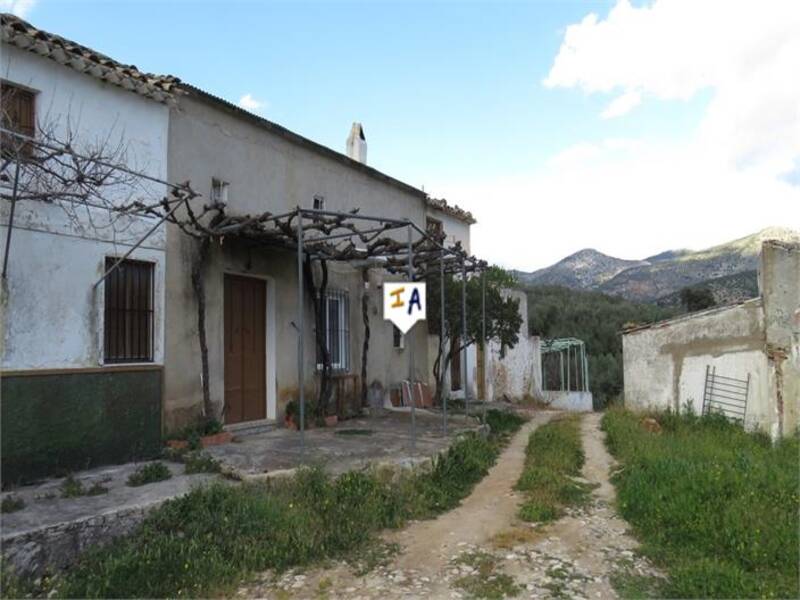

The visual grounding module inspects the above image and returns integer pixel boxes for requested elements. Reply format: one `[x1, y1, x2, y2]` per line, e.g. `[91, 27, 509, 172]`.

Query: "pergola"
[541, 337, 590, 393]
[1, 126, 491, 452]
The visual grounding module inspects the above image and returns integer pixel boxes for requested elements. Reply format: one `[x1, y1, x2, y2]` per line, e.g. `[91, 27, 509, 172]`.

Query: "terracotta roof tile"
[1, 13, 181, 104]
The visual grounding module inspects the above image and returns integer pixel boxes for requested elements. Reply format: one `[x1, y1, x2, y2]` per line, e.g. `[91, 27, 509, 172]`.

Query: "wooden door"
[224, 275, 266, 424]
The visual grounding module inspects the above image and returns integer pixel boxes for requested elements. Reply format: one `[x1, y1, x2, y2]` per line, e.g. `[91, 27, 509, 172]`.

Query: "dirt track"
[236, 411, 660, 599]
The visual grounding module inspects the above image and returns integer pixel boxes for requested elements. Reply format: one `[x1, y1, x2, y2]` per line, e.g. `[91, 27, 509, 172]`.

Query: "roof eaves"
[1, 13, 181, 105]
[620, 297, 763, 335]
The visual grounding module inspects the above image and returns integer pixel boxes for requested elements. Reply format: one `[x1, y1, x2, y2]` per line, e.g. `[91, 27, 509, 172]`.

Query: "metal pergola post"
[441, 247, 447, 436]
[480, 267, 486, 422]
[560, 351, 564, 391]
[1, 160, 20, 280]
[566, 345, 571, 391]
[296, 208, 305, 452]
[407, 223, 416, 453]
[461, 256, 469, 420]
[583, 343, 589, 392]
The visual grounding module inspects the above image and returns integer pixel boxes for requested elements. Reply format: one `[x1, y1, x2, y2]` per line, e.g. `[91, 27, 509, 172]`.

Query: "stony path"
[235, 411, 660, 599]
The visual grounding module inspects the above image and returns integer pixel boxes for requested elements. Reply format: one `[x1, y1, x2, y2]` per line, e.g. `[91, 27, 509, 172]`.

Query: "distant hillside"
[514, 249, 646, 290]
[521, 284, 677, 407]
[517, 227, 799, 304]
[655, 270, 759, 308]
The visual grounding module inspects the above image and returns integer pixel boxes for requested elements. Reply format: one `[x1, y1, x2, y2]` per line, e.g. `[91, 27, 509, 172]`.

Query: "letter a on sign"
[383, 282, 426, 333]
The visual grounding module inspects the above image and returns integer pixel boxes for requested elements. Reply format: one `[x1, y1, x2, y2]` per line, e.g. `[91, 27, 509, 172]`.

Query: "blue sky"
[8, 0, 799, 268]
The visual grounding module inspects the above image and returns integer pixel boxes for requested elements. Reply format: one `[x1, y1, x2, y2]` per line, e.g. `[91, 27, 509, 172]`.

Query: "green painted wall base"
[1, 368, 162, 486]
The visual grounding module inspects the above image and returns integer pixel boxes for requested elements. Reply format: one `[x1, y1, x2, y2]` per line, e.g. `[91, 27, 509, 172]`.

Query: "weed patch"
[334, 428, 374, 436]
[0, 495, 24, 513]
[59, 475, 108, 498]
[21, 410, 524, 598]
[515, 416, 592, 523]
[603, 408, 800, 598]
[490, 526, 544, 550]
[452, 550, 521, 599]
[126, 462, 172, 487]
[182, 452, 221, 475]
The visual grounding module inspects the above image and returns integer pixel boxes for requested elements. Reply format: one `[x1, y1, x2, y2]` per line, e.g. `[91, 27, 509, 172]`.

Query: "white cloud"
[429, 0, 800, 270]
[544, 0, 800, 176]
[432, 138, 800, 270]
[238, 93, 266, 112]
[601, 90, 641, 119]
[0, 0, 36, 18]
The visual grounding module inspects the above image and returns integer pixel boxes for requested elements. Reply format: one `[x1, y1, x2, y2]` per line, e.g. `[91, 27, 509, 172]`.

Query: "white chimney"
[346, 122, 367, 164]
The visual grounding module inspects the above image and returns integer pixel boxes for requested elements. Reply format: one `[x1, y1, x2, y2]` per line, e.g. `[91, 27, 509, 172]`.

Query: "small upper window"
[211, 179, 229, 205]
[1, 81, 35, 157]
[392, 325, 405, 350]
[426, 217, 444, 239]
[313, 195, 325, 210]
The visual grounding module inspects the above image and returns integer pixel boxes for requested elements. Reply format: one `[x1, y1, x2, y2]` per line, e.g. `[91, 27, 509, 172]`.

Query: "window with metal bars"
[103, 258, 154, 363]
[1, 81, 36, 157]
[316, 290, 350, 372]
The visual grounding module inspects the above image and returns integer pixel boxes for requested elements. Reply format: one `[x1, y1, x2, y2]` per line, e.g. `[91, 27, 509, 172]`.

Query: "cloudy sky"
[5, 0, 798, 269]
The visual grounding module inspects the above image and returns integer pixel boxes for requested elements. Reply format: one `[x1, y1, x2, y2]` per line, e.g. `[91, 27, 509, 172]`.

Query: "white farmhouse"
[0, 14, 176, 484]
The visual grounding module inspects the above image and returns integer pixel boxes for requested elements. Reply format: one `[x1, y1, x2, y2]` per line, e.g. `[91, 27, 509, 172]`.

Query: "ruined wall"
[484, 290, 542, 402]
[623, 240, 800, 438]
[622, 299, 772, 432]
[760, 241, 800, 436]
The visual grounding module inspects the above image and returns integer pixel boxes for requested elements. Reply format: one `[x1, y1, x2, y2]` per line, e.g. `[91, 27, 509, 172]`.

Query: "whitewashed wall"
[0, 46, 169, 370]
[622, 299, 774, 433]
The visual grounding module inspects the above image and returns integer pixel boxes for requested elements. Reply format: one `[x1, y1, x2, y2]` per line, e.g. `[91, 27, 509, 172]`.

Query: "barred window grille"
[104, 258, 154, 363]
[316, 290, 350, 372]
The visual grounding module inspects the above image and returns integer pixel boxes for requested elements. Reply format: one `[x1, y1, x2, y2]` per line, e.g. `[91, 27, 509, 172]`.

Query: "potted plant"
[165, 418, 231, 450]
[284, 399, 316, 430]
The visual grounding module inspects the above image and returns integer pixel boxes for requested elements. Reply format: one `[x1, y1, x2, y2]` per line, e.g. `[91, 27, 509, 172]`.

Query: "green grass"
[126, 462, 172, 487]
[515, 415, 593, 523]
[5, 410, 525, 599]
[603, 408, 800, 599]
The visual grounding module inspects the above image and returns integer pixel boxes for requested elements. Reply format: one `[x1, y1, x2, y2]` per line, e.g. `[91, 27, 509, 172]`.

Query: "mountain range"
[514, 226, 799, 304]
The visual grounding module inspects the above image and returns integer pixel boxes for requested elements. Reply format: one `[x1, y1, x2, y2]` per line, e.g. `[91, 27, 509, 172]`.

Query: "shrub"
[603, 408, 799, 598]
[127, 462, 172, 487]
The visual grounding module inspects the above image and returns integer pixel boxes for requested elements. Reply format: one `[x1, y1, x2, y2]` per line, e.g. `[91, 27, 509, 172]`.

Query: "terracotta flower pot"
[324, 415, 338, 427]
[200, 431, 233, 447]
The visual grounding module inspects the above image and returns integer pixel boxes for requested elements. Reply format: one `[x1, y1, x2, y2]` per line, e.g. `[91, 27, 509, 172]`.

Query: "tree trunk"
[191, 237, 214, 421]
[303, 256, 332, 420]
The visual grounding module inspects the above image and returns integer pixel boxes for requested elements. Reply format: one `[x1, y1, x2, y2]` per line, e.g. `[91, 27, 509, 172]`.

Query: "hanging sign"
[383, 282, 426, 334]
